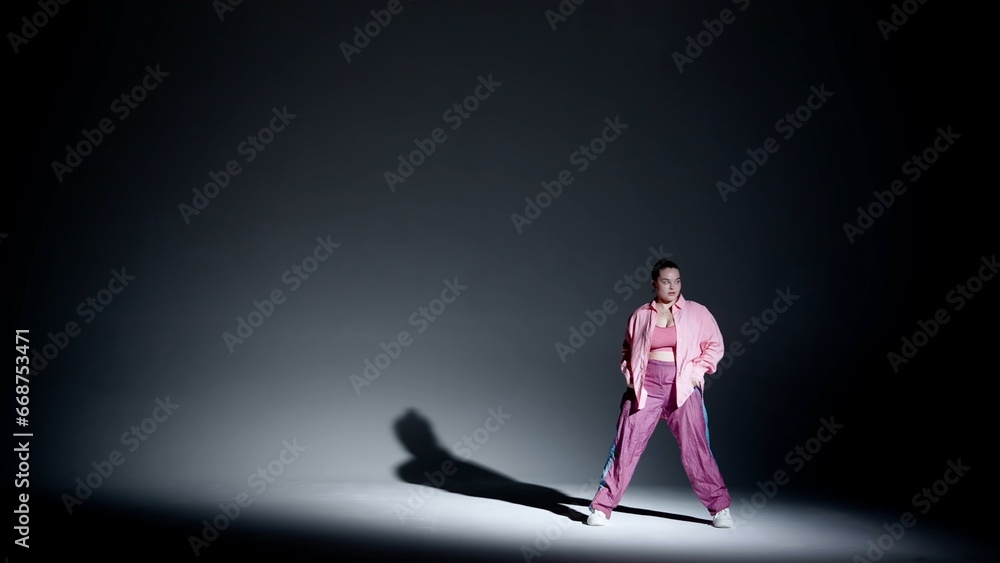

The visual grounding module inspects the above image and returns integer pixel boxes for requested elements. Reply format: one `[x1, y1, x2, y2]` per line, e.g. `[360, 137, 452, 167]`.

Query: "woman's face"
[652, 268, 681, 303]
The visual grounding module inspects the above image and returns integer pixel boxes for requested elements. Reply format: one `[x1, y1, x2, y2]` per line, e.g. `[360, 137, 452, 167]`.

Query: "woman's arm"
[621, 333, 632, 388]
[689, 307, 724, 388]
[620, 313, 635, 388]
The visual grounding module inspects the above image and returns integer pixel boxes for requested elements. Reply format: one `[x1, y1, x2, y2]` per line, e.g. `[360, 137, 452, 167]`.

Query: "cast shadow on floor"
[392, 408, 710, 526]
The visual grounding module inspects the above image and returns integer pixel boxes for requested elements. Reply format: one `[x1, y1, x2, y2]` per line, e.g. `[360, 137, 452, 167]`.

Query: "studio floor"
[27, 480, 991, 562]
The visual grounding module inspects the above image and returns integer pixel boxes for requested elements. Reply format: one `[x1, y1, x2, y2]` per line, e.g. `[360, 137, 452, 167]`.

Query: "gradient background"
[6, 0, 991, 559]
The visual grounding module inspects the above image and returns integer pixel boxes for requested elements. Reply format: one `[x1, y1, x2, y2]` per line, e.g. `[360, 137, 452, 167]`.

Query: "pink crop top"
[650, 324, 676, 352]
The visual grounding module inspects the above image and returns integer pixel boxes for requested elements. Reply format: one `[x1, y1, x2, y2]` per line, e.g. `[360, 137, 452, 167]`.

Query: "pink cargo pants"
[591, 359, 731, 518]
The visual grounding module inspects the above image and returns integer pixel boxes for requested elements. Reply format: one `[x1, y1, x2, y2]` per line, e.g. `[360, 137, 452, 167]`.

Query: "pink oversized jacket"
[620, 295, 725, 410]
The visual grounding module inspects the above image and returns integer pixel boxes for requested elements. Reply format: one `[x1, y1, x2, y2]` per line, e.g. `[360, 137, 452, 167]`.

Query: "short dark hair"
[651, 259, 681, 281]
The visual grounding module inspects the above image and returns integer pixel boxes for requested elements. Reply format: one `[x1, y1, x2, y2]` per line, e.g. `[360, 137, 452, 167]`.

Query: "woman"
[588, 258, 733, 528]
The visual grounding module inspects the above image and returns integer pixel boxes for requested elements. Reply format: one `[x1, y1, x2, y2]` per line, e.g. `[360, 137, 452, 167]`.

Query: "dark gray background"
[6, 0, 991, 555]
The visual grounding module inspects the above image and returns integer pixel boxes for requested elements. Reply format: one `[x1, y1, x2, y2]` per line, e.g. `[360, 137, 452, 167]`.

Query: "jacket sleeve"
[620, 315, 634, 386]
[690, 306, 724, 382]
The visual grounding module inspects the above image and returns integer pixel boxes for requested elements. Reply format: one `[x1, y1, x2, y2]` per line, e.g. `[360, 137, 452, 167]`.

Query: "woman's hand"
[689, 360, 706, 389]
[691, 373, 704, 390]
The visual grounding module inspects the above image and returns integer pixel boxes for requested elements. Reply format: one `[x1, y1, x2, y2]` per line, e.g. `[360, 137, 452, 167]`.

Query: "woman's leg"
[591, 364, 667, 519]
[664, 387, 731, 515]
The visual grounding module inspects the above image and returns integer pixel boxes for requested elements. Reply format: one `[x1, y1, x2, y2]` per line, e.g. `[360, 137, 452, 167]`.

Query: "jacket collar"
[644, 294, 686, 311]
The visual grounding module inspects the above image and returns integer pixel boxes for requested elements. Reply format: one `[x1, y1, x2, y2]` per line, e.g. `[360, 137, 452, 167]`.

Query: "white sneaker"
[712, 507, 734, 528]
[587, 508, 608, 526]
